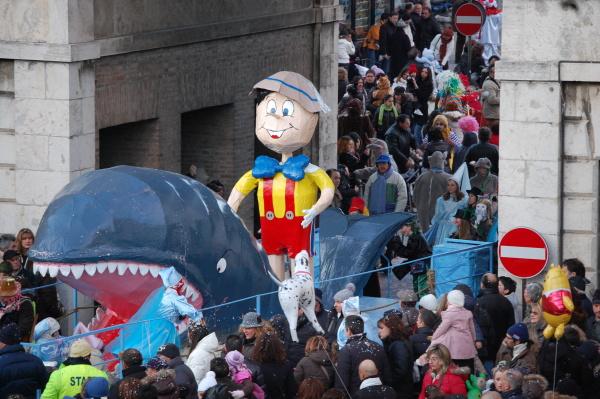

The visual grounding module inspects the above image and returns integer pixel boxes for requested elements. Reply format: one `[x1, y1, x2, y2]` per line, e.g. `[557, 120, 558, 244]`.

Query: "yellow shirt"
[234, 164, 334, 218]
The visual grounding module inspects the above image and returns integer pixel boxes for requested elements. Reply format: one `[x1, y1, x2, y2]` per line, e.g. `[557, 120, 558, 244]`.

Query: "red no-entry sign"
[499, 227, 549, 279]
[453, 2, 485, 36]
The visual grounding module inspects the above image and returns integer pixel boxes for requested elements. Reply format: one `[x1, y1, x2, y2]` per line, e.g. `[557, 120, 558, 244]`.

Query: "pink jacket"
[430, 305, 477, 360]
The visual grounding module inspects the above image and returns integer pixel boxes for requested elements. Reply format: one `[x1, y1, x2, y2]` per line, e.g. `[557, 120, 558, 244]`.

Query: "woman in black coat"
[388, 29, 412, 83]
[252, 332, 297, 399]
[377, 311, 414, 399]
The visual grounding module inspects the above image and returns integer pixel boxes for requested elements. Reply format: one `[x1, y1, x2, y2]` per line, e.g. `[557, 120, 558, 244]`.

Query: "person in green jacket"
[41, 339, 108, 399]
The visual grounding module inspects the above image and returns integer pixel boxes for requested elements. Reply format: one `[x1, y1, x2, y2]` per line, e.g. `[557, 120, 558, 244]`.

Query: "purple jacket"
[430, 305, 477, 360]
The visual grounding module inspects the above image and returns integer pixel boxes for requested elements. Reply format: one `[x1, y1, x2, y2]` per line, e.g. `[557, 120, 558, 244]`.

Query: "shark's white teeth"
[138, 265, 149, 276]
[48, 265, 59, 278]
[128, 264, 139, 275]
[71, 265, 84, 279]
[85, 263, 97, 276]
[59, 265, 71, 277]
[107, 262, 117, 274]
[37, 263, 48, 277]
[117, 263, 128, 276]
[185, 284, 194, 298]
[191, 291, 199, 301]
[96, 262, 108, 274]
[149, 267, 160, 278]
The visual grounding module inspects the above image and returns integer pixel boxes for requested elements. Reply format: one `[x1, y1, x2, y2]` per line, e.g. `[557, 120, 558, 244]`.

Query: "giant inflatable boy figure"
[228, 71, 334, 280]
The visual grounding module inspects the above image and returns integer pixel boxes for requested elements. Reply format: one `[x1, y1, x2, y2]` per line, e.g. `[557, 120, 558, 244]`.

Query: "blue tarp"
[431, 239, 491, 297]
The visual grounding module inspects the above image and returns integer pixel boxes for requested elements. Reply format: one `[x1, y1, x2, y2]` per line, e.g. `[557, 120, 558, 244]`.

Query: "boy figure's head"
[253, 71, 329, 155]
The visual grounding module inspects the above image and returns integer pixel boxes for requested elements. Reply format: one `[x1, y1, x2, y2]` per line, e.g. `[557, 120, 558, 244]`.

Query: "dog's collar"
[294, 270, 312, 276]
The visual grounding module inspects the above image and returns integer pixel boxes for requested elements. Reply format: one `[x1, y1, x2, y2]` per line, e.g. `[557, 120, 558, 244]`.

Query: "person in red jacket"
[418, 344, 467, 399]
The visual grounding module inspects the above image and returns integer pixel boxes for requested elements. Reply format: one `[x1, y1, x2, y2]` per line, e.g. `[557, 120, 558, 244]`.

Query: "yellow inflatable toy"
[541, 264, 574, 339]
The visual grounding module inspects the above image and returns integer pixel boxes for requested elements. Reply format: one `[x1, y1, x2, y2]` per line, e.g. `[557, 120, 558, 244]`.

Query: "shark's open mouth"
[33, 261, 203, 319]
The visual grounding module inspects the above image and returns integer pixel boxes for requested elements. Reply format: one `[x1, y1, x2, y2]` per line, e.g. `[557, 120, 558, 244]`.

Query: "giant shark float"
[28, 165, 413, 337]
[28, 166, 279, 329]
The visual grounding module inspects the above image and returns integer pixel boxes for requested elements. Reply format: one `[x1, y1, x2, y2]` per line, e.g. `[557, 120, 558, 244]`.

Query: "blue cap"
[83, 377, 109, 398]
[506, 323, 529, 342]
[375, 154, 391, 164]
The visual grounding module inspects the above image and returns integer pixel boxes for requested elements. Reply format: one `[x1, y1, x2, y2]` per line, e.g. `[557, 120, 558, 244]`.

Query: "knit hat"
[0, 261, 12, 275]
[447, 290, 465, 307]
[34, 317, 61, 341]
[2, 249, 19, 262]
[147, 356, 169, 371]
[0, 323, 20, 345]
[334, 283, 356, 303]
[240, 312, 263, 328]
[69, 339, 92, 358]
[474, 157, 492, 170]
[506, 323, 529, 342]
[82, 377, 109, 399]
[375, 154, 391, 164]
[428, 151, 445, 169]
[525, 282, 543, 303]
[416, 294, 438, 312]
[225, 350, 246, 372]
[157, 343, 180, 359]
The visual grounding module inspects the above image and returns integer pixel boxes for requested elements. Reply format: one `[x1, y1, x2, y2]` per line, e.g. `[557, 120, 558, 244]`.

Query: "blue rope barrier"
[21, 241, 496, 349]
[22, 280, 63, 294]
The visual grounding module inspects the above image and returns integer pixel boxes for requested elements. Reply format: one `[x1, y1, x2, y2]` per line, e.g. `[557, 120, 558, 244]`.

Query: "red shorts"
[260, 215, 311, 258]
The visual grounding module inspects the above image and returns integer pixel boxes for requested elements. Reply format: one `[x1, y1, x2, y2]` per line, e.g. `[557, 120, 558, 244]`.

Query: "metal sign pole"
[467, 35, 472, 75]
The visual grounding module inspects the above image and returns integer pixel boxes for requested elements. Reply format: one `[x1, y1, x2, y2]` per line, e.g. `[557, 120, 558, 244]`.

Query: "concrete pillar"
[13, 60, 96, 332]
[315, 0, 341, 170]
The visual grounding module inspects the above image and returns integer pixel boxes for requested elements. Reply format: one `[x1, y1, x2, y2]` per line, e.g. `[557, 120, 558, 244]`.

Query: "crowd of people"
[1, 258, 599, 399]
[334, 2, 500, 251]
[0, 2, 598, 399]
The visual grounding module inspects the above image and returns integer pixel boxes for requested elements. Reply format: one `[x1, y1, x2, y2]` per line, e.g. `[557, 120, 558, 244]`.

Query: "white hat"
[416, 294, 438, 312]
[159, 267, 183, 288]
[447, 290, 465, 307]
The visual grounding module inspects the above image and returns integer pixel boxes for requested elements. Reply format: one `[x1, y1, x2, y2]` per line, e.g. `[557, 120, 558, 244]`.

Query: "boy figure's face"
[255, 92, 318, 154]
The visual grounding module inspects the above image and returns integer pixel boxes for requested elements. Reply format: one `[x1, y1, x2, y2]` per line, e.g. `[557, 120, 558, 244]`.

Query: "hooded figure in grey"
[413, 151, 451, 230]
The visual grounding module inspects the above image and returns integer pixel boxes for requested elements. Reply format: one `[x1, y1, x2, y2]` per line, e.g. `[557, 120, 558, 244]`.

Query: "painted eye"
[282, 100, 294, 117]
[266, 99, 277, 114]
[216, 258, 227, 273]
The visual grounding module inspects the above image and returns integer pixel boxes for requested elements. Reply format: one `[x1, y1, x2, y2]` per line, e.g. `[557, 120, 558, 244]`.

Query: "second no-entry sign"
[453, 2, 485, 37]
[499, 227, 549, 279]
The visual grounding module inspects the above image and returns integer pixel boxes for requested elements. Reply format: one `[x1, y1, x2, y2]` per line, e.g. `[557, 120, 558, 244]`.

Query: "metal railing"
[22, 240, 496, 355]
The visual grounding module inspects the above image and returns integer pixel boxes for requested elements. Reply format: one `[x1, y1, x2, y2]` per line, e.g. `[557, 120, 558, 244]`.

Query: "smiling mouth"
[264, 125, 294, 139]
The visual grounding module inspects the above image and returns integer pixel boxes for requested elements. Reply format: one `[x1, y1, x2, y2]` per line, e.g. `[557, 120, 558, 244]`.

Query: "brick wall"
[94, 25, 316, 228]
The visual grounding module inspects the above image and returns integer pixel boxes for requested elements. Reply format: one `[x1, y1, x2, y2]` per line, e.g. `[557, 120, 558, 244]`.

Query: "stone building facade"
[498, 0, 600, 285]
[0, 0, 342, 236]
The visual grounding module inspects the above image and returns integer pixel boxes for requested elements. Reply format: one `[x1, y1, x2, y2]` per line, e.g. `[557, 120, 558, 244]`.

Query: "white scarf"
[359, 377, 382, 390]
[512, 343, 528, 361]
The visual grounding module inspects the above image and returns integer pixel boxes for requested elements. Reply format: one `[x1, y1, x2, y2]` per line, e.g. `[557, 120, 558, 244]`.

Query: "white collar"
[359, 377, 382, 390]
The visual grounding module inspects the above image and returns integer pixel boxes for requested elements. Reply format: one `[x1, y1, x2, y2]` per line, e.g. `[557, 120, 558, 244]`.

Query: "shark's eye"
[217, 258, 227, 273]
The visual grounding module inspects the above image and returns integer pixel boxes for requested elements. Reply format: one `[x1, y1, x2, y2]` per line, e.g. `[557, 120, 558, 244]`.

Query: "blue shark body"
[28, 166, 278, 328]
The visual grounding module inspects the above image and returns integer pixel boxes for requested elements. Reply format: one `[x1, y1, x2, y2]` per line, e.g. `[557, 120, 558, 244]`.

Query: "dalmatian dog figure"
[274, 250, 325, 342]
